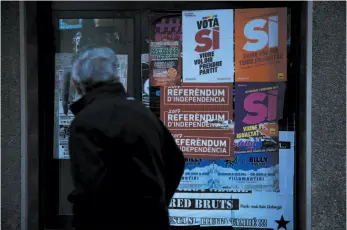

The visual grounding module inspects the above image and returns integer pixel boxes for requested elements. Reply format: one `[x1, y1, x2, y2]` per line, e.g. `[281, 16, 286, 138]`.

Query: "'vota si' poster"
[234, 82, 286, 153]
[169, 131, 295, 230]
[182, 10, 234, 83]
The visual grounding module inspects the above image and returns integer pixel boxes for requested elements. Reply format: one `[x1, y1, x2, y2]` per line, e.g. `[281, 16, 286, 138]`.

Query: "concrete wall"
[1, 2, 40, 230]
[312, 1, 346, 230]
[1, 1, 21, 230]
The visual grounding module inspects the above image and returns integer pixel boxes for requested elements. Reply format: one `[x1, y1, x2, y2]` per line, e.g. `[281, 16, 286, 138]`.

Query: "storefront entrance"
[36, 2, 304, 230]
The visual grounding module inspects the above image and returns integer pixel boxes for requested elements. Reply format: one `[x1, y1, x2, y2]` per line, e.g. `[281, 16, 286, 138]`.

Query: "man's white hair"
[71, 46, 118, 94]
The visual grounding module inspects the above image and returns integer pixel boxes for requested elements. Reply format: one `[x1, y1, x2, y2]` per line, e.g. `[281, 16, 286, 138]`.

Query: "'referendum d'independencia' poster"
[160, 83, 234, 159]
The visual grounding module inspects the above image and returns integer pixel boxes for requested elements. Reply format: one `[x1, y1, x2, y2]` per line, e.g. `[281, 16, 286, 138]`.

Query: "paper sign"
[182, 10, 234, 83]
[160, 83, 234, 159]
[234, 82, 286, 153]
[169, 131, 295, 229]
[149, 41, 182, 86]
[235, 8, 287, 82]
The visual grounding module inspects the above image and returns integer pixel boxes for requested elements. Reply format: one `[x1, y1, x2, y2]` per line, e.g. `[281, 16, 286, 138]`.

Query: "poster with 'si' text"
[182, 10, 234, 83]
[234, 82, 286, 153]
[235, 8, 287, 82]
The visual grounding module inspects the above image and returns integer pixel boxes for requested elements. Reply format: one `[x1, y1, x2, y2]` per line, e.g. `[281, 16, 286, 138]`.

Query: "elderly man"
[67, 46, 185, 229]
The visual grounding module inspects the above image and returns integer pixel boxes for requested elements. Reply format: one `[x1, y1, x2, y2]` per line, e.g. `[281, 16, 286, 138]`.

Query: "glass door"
[41, 10, 141, 229]
[39, 3, 302, 230]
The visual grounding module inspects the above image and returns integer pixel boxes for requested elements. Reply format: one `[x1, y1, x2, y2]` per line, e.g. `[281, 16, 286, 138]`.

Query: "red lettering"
[194, 28, 220, 53]
[213, 27, 220, 50]
[195, 29, 212, 52]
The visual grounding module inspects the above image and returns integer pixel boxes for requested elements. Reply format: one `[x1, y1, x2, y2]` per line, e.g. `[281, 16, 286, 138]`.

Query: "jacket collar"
[70, 82, 127, 115]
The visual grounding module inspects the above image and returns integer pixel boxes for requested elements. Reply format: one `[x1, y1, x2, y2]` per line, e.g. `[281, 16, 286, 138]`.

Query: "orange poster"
[235, 8, 287, 82]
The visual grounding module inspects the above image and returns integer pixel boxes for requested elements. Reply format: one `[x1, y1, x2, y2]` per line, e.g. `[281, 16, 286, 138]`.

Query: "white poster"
[169, 131, 294, 229]
[117, 55, 128, 90]
[54, 53, 128, 159]
[182, 9, 234, 83]
[141, 53, 150, 108]
[54, 53, 75, 160]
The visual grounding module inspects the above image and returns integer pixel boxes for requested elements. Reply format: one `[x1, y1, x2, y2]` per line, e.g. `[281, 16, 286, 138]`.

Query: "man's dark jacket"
[67, 82, 185, 229]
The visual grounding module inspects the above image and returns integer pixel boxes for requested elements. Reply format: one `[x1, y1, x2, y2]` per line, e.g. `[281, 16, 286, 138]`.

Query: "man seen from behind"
[67, 46, 185, 230]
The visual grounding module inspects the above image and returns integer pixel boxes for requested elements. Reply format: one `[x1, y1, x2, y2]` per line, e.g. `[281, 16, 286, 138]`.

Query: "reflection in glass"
[55, 18, 134, 219]
[54, 18, 133, 160]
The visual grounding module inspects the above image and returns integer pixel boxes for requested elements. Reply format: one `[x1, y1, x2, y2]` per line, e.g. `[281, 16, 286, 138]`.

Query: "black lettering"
[207, 19, 214, 27]
[213, 18, 219, 27]
[194, 59, 202, 65]
[197, 21, 203, 30]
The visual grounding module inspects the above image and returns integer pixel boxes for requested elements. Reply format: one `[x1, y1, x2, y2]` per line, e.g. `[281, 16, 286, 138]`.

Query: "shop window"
[146, 9, 295, 230]
[41, 3, 301, 230]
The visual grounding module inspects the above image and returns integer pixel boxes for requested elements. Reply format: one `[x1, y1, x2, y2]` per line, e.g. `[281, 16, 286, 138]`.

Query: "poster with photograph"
[160, 83, 234, 159]
[234, 122, 279, 153]
[177, 151, 279, 193]
[54, 53, 128, 159]
[169, 131, 295, 230]
[235, 8, 287, 82]
[234, 82, 286, 153]
[182, 9, 234, 83]
[149, 41, 181, 86]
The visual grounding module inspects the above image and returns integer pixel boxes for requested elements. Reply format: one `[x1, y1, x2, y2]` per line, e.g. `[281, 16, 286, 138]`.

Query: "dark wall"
[26, 2, 40, 230]
[312, 1, 346, 230]
[1, 1, 22, 230]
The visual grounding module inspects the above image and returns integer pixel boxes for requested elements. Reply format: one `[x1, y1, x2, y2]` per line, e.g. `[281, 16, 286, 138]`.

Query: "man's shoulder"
[85, 97, 146, 113]
[72, 98, 157, 132]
